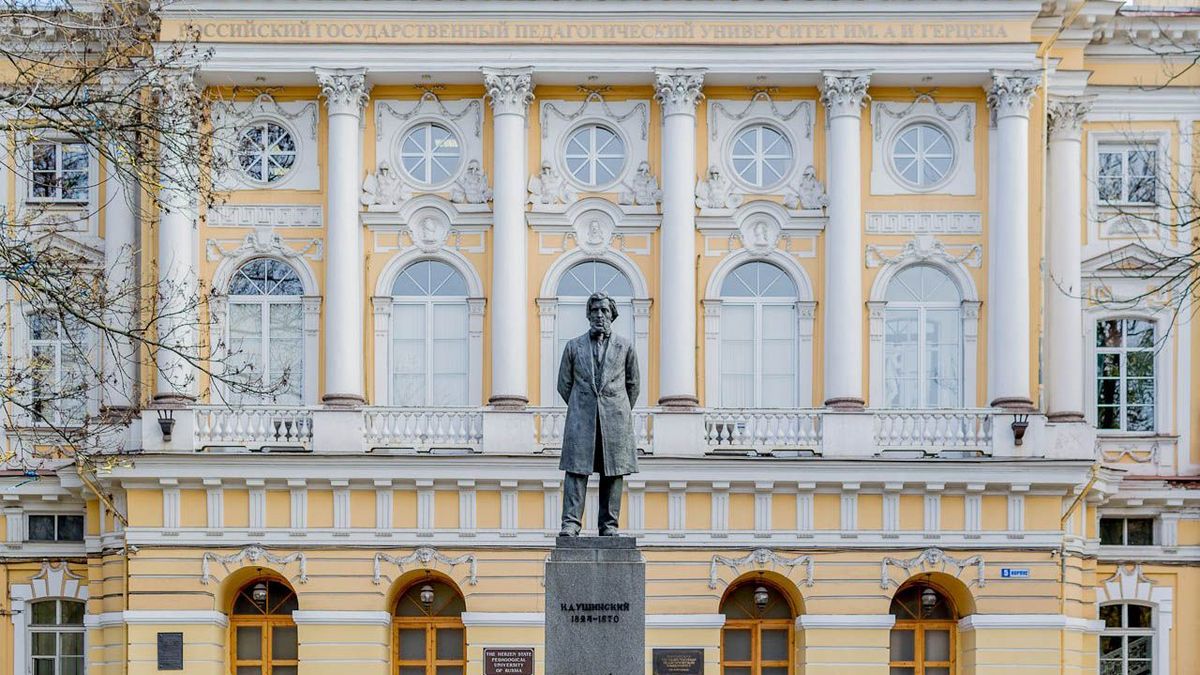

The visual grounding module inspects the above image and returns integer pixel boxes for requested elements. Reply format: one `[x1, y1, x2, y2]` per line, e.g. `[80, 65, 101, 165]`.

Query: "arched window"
[30, 599, 84, 675]
[718, 261, 798, 408]
[889, 582, 957, 675]
[230, 579, 298, 675]
[555, 260, 635, 373]
[884, 265, 962, 408]
[1100, 603, 1154, 675]
[394, 579, 466, 675]
[720, 580, 795, 674]
[227, 258, 305, 405]
[391, 260, 470, 406]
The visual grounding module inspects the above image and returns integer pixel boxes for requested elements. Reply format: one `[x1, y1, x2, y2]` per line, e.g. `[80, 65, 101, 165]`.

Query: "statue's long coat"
[557, 332, 640, 476]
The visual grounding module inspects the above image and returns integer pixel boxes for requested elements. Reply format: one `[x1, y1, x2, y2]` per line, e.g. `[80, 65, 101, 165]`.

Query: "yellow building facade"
[1, 1, 1198, 674]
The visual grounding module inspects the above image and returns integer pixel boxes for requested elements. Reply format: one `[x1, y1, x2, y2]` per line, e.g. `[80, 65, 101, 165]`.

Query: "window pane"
[32, 631, 56, 655]
[1126, 351, 1154, 378]
[1097, 406, 1119, 430]
[723, 669, 751, 675]
[1127, 634, 1152, 659]
[723, 628, 751, 661]
[1099, 604, 1122, 628]
[57, 515, 84, 542]
[924, 629, 950, 661]
[436, 627, 465, 660]
[889, 629, 915, 661]
[889, 669, 915, 675]
[61, 657, 84, 675]
[1126, 378, 1155, 405]
[271, 625, 298, 660]
[61, 631, 84, 656]
[437, 668, 464, 675]
[236, 626, 262, 659]
[1128, 604, 1153, 628]
[398, 628, 426, 660]
[760, 628, 789, 660]
[1096, 353, 1121, 378]
[61, 601, 84, 625]
[1096, 320, 1122, 347]
[29, 515, 56, 541]
[1100, 518, 1124, 545]
[1100, 635, 1123, 660]
[1126, 518, 1153, 545]
[1126, 406, 1155, 432]
[31, 601, 57, 625]
[34, 660, 55, 675]
[271, 668, 297, 675]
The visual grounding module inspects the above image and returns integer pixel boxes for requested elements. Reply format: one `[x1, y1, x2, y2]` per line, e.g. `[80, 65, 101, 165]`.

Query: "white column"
[653, 68, 705, 407]
[1045, 96, 1092, 422]
[314, 67, 370, 406]
[102, 150, 139, 411]
[482, 67, 534, 408]
[819, 71, 871, 409]
[153, 73, 200, 403]
[985, 70, 1040, 409]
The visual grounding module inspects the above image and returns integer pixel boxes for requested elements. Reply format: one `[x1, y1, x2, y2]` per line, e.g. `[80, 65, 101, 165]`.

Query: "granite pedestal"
[545, 536, 645, 675]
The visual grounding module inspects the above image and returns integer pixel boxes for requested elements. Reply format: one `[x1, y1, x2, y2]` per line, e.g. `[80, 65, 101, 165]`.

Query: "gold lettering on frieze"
[171, 19, 1020, 45]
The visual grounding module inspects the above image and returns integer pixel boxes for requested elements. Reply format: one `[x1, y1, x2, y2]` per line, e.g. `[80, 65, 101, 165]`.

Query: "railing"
[532, 407, 654, 452]
[194, 406, 314, 450]
[873, 409, 993, 451]
[703, 409, 823, 453]
[364, 407, 483, 451]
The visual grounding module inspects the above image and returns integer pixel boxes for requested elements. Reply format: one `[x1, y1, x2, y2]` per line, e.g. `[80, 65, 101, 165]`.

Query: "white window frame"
[726, 122, 795, 192]
[715, 267, 801, 408]
[1093, 317, 1158, 434]
[1099, 515, 1157, 547]
[1086, 130, 1170, 242]
[372, 250, 485, 407]
[18, 308, 94, 428]
[235, 118, 299, 186]
[210, 255, 321, 405]
[28, 598, 86, 675]
[1097, 564, 1173, 675]
[25, 139, 90, 203]
[387, 262, 471, 407]
[887, 121, 957, 192]
[881, 270, 965, 409]
[703, 249, 815, 409]
[1084, 314, 1170, 437]
[561, 122, 627, 191]
[1096, 142, 1158, 206]
[398, 120, 465, 189]
[538, 249, 651, 408]
[26, 513, 85, 543]
[10, 562, 89, 675]
[225, 264, 306, 406]
[871, 101, 976, 197]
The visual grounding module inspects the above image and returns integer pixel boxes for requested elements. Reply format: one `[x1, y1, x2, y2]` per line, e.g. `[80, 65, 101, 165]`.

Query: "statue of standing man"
[556, 292, 640, 537]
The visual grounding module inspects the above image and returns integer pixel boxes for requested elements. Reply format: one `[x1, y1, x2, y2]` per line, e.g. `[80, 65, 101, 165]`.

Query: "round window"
[237, 121, 297, 183]
[891, 122, 955, 189]
[399, 122, 462, 186]
[563, 123, 626, 188]
[729, 124, 793, 189]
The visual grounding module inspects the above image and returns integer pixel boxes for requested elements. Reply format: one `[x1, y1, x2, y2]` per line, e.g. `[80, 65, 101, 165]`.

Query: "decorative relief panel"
[699, 200, 824, 259]
[205, 226, 323, 263]
[208, 204, 323, 228]
[364, 195, 488, 255]
[865, 211, 982, 234]
[870, 94, 976, 196]
[865, 234, 982, 269]
[373, 91, 485, 200]
[707, 93, 816, 201]
[529, 198, 657, 257]
[538, 91, 651, 204]
[211, 94, 320, 191]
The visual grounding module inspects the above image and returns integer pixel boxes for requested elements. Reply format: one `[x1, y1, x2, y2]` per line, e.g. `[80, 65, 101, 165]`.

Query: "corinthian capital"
[482, 67, 535, 117]
[986, 70, 1041, 120]
[314, 67, 371, 116]
[820, 71, 871, 119]
[653, 67, 706, 117]
[1047, 95, 1094, 141]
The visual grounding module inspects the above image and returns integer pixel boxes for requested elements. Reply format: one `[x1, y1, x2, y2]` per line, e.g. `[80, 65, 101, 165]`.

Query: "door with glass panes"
[393, 579, 466, 675]
[720, 581, 795, 674]
[230, 579, 299, 675]
[889, 582, 957, 675]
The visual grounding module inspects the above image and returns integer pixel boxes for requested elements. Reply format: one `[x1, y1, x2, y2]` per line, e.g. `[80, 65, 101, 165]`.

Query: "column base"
[152, 393, 196, 406]
[1047, 410, 1086, 423]
[322, 393, 366, 408]
[824, 397, 865, 410]
[990, 396, 1035, 411]
[488, 395, 528, 410]
[657, 395, 699, 410]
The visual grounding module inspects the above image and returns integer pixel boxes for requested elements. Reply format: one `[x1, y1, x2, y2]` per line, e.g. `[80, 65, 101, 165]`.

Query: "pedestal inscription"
[545, 537, 646, 674]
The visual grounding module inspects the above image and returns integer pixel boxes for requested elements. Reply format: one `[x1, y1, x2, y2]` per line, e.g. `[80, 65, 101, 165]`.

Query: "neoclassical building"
[1, 1, 1198, 674]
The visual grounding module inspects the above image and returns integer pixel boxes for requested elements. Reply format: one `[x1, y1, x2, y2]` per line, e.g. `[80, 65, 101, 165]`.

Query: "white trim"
[957, 614, 1105, 632]
[1097, 564, 1173, 675]
[1085, 129, 1172, 247]
[291, 610, 392, 626]
[83, 610, 231, 628]
[796, 614, 896, 629]
[11, 562, 89, 675]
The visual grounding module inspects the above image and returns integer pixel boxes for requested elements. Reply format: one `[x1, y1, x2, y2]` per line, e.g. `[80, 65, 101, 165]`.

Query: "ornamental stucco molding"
[314, 67, 371, 115]
[865, 234, 982, 269]
[481, 66, 534, 117]
[820, 70, 871, 119]
[201, 545, 309, 584]
[373, 547, 478, 585]
[653, 67, 706, 117]
[881, 548, 985, 588]
[1047, 95, 1094, 140]
[986, 70, 1040, 120]
[205, 227, 323, 263]
[708, 548, 815, 589]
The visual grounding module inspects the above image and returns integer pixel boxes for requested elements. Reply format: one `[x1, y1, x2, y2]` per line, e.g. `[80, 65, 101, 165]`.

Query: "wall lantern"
[419, 584, 435, 608]
[251, 582, 268, 608]
[1010, 413, 1030, 446]
[753, 586, 770, 611]
[156, 408, 176, 441]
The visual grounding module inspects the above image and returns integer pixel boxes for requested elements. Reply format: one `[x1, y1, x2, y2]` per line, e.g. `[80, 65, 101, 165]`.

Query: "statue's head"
[586, 291, 619, 327]
[540, 160, 553, 175]
[378, 160, 393, 174]
[708, 164, 721, 179]
[466, 159, 480, 174]
[637, 160, 651, 175]
[802, 165, 817, 180]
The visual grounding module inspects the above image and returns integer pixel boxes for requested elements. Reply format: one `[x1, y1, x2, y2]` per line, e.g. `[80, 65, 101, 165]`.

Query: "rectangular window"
[1095, 319, 1156, 432]
[29, 140, 89, 202]
[28, 312, 89, 426]
[1100, 603, 1154, 675]
[1097, 143, 1157, 205]
[27, 514, 85, 542]
[1100, 517, 1154, 546]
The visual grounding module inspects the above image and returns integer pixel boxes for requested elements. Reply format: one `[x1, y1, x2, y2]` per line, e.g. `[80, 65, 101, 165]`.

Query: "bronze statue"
[556, 292, 640, 536]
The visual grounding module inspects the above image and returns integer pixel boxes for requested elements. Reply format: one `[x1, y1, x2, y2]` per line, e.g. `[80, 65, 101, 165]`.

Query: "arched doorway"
[889, 580, 957, 675]
[720, 580, 796, 674]
[230, 578, 299, 674]
[393, 578, 466, 675]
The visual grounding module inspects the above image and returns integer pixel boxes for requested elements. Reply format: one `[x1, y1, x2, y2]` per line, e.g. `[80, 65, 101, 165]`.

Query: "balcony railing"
[193, 405, 314, 450]
[364, 407, 484, 451]
[873, 409, 993, 452]
[703, 409, 823, 454]
[532, 407, 654, 451]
